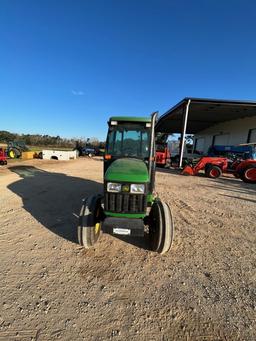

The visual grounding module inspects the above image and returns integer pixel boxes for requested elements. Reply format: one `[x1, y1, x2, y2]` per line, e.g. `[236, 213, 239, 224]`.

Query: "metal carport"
[155, 97, 256, 167]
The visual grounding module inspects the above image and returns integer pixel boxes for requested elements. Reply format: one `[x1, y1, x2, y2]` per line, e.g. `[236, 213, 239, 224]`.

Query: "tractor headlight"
[130, 184, 145, 194]
[107, 182, 122, 192]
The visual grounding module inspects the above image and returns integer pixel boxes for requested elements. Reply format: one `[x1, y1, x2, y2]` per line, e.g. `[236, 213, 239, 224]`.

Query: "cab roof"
[109, 116, 151, 123]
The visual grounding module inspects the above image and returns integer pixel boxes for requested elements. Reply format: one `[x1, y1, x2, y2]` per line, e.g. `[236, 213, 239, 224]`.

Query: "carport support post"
[179, 99, 191, 168]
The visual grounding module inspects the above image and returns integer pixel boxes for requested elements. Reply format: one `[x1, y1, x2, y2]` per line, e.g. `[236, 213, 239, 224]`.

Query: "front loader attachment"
[181, 165, 195, 175]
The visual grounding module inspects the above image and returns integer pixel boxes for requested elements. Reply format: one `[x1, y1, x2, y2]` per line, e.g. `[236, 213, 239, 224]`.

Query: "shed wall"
[194, 116, 256, 153]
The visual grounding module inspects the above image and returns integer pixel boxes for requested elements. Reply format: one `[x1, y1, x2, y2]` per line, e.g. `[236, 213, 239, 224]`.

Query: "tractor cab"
[78, 113, 174, 254]
[104, 116, 155, 193]
[105, 118, 152, 157]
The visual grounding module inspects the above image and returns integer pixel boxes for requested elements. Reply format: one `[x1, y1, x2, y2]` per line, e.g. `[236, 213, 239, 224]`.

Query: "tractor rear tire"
[241, 165, 256, 184]
[149, 199, 174, 254]
[205, 165, 222, 178]
[78, 194, 103, 248]
[8, 148, 21, 159]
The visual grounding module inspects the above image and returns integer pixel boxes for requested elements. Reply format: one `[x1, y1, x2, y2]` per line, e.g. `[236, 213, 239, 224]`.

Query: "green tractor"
[7, 141, 29, 159]
[78, 113, 174, 254]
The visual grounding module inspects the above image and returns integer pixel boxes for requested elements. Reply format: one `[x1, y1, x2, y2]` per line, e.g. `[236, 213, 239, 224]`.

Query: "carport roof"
[155, 97, 256, 134]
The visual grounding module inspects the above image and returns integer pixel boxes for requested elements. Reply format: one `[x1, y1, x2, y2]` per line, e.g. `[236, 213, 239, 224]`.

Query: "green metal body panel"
[104, 211, 146, 218]
[105, 158, 149, 183]
[109, 116, 151, 123]
[147, 193, 154, 204]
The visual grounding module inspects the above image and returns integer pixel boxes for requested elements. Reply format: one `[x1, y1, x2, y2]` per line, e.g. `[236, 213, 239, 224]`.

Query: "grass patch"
[28, 145, 73, 151]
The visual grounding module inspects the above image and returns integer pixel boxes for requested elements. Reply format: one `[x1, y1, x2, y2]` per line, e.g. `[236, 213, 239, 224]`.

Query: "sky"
[1, 0, 256, 140]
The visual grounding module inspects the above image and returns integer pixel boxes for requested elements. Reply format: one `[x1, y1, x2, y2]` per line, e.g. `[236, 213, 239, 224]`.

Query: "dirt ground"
[0, 158, 255, 341]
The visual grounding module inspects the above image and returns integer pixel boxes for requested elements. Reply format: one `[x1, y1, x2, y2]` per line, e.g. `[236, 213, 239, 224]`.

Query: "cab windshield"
[251, 145, 256, 160]
[106, 125, 150, 158]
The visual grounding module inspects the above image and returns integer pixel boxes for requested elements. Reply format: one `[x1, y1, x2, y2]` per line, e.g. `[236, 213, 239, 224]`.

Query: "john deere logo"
[122, 184, 130, 192]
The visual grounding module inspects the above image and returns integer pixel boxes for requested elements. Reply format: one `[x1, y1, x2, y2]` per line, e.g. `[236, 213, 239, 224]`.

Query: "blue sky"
[1, 0, 256, 140]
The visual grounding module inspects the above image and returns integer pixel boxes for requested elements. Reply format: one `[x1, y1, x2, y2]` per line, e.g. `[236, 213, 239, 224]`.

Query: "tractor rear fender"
[235, 159, 256, 174]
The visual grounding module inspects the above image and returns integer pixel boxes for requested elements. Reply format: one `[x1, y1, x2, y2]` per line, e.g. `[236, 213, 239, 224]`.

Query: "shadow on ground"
[202, 176, 256, 196]
[220, 194, 256, 203]
[157, 167, 256, 196]
[8, 166, 103, 244]
[110, 233, 150, 250]
[156, 167, 181, 176]
[156, 166, 206, 177]
[7, 166, 149, 250]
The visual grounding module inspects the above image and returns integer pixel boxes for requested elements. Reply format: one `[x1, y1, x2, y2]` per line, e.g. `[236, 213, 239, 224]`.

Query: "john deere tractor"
[7, 141, 29, 159]
[78, 113, 174, 254]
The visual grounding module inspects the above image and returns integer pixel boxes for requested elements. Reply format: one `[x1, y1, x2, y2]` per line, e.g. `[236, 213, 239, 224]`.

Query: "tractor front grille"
[105, 193, 147, 214]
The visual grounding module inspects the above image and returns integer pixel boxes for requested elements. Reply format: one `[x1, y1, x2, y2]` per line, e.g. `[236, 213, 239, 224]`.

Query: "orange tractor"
[182, 144, 256, 184]
[0, 148, 7, 166]
[156, 142, 170, 167]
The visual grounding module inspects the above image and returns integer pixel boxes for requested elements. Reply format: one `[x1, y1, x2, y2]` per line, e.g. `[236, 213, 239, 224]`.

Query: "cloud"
[71, 90, 84, 96]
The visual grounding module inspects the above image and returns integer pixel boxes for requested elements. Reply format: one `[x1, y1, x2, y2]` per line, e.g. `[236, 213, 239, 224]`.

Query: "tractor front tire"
[240, 165, 256, 184]
[149, 200, 174, 254]
[205, 165, 222, 178]
[78, 194, 103, 248]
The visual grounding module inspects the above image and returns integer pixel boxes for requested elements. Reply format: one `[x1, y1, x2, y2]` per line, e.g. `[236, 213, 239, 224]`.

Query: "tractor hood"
[105, 158, 149, 183]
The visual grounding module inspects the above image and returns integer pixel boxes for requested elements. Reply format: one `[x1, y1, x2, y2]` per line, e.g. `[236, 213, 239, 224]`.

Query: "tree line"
[0, 130, 105, 149]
